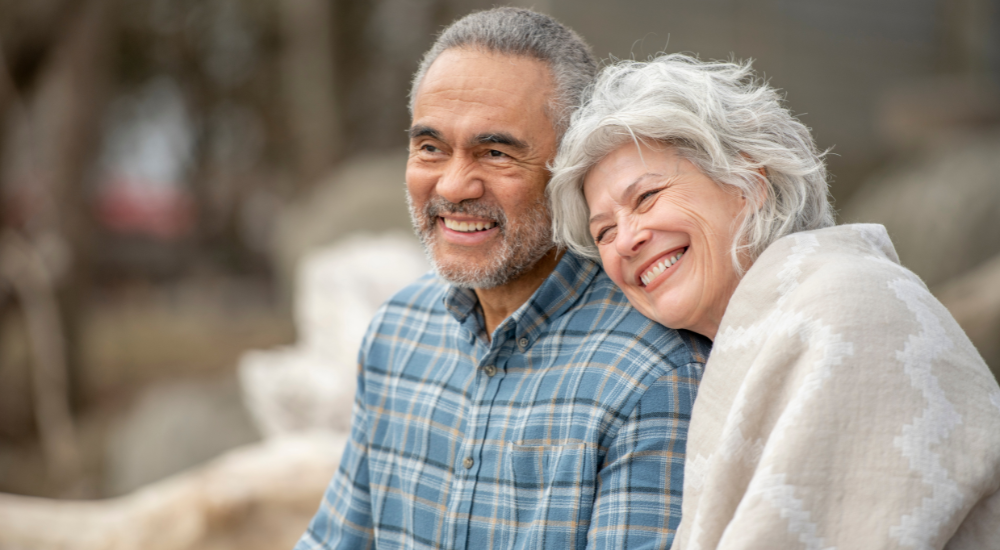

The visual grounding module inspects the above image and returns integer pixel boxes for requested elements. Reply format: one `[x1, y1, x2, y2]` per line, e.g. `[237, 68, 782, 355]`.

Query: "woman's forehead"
[584, 144, 685, 198]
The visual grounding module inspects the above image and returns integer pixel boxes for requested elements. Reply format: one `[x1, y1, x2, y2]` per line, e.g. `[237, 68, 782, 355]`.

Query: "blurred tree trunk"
[0, 0, 113, 417]
[0, 232, 79, 488]
[0, 0, 86, 229]
[277, 0, 342, 191]
[28, 0, 112, 412]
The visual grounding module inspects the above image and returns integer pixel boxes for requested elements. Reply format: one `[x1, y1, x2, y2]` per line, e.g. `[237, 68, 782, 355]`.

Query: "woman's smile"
[638, 246, 687, 287]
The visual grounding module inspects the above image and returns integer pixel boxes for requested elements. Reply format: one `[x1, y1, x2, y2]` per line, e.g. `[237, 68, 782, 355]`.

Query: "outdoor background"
[1, 0, 998, 547]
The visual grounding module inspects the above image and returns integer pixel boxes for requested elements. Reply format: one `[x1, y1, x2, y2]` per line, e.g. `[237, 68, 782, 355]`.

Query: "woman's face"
[583, 142, 746, 340]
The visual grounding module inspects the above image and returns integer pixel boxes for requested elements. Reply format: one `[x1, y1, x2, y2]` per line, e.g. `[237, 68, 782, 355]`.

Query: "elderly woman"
[549, 54, 1000, 549]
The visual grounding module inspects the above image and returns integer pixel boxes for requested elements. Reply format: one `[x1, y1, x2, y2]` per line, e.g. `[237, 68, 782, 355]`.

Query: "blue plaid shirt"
[297, 252, 710, 550]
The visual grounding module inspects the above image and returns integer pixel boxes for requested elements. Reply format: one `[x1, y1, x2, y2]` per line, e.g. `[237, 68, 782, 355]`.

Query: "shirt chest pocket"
[504, 442, 598, 550]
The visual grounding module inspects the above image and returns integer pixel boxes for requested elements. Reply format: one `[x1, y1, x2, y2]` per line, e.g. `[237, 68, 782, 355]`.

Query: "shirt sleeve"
[295, 362, 375, 550]
[587, 364, 701, 549]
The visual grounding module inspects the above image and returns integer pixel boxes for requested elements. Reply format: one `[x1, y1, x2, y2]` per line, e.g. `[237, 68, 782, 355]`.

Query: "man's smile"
[437, 216, 501, 246]
[442, 217, 497, 232]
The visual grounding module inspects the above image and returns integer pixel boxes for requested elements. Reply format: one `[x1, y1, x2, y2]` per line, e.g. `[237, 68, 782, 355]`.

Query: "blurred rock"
[103, 376, 260, 496]
[271, 151, 415, 301]
[841, 131, 1000, 287]
[876, 76, 1000, 152]
[241, 232, 429, 437]
[935, 253, 1000, 378]
[80, 278, 295, 396]
[293, 233, 429, 362]
[0, 432, 345, 550]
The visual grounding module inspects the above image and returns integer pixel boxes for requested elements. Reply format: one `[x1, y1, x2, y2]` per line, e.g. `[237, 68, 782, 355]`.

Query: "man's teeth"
[640, 250, 686, 286]
[443, 218, 496, 232]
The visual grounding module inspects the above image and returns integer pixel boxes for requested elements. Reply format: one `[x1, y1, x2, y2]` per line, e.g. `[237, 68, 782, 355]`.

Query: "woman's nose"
[436, 155, 484, 204]
[615, 221, 649, 258]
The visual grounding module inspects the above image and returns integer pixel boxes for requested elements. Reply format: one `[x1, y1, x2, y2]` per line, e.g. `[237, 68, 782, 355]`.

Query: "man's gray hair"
[549, 53, 834, 273]
[409, 7, 596, 138]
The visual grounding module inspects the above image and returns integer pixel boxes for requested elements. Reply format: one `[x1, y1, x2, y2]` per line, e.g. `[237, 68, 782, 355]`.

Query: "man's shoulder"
[379, 271, 449, 315]
[561, 267, 711, 373]
[361, 272, 450, 347]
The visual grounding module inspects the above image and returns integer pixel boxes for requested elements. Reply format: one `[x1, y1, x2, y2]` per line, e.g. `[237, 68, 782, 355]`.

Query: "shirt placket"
[449, 324, 510, 550]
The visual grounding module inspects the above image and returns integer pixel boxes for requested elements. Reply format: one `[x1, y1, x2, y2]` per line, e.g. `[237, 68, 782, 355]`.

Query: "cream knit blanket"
[673, 224, 1000, 550]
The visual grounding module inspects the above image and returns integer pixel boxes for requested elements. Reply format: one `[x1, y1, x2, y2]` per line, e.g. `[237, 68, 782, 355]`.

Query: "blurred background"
[0, 0, 998, 548]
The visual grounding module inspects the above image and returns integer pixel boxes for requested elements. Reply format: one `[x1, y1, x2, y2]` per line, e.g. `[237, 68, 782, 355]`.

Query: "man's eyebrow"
[472, 132, 529, 151]
[408, 125, 442, 140]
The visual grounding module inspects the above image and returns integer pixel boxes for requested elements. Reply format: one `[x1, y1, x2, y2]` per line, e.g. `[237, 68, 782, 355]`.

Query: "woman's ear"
[743, 165, 769, 211]
[737, 153, 769, 210]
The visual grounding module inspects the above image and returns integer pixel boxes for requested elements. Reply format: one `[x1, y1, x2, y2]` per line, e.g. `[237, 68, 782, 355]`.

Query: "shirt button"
[463, 456, 474, 469]
[484, 364, 497, 377]
[518, 337, 529, 349]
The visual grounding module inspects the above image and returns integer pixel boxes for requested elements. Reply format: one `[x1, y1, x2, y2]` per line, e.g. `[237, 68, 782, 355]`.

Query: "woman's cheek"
[598, 249, 622, 283]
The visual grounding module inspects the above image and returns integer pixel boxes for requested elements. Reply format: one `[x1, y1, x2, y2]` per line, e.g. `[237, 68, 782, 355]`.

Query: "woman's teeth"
[641, 249, 686, 286]
[443, 218, 496, 232]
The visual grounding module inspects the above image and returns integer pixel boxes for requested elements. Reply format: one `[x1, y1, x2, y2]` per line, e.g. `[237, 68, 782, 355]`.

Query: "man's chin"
[432, 242, 557, 289]
[431, 255, 509, 289]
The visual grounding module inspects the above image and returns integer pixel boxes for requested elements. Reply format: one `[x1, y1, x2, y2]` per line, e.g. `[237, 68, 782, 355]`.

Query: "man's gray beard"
[406, 191, 554, 289]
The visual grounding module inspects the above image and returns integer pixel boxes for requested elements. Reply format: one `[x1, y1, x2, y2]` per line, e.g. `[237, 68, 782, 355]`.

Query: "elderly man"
[296, 8, 710, 549]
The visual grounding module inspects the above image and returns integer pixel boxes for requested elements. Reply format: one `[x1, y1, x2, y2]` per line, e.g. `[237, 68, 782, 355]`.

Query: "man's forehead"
[414, 50, 552, 111]
[420, 47, 553, 89]
[410, 48, 556, 146]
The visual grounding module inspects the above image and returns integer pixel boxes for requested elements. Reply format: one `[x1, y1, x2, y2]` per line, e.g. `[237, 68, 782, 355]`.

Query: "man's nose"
[436, 154, 484, 204]
[615, 220, 649, 258]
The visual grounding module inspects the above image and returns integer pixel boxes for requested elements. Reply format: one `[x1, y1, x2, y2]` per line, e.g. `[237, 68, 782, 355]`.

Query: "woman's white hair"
[548, 53, 834, 273]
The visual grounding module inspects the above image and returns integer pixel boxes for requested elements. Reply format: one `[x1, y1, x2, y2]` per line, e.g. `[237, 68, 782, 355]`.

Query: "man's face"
[406, 48, 559, 289]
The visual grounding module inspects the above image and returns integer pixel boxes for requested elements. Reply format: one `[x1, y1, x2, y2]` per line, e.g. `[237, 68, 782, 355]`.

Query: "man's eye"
[420, 144, 440, 153]
[487, 149, 507, 158]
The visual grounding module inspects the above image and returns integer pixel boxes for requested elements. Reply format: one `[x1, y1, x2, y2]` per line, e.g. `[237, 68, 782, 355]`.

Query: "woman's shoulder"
[718, 223, 998, 419]
[738, 224, 921, 318]
[755, 224, 904, 283]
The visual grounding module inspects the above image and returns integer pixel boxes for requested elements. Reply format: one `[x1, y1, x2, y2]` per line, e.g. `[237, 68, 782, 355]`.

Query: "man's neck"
[474, 248, 564, 340]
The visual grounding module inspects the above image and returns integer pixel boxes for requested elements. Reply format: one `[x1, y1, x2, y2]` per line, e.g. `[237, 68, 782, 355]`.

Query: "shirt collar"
[443, 252, 599, 346]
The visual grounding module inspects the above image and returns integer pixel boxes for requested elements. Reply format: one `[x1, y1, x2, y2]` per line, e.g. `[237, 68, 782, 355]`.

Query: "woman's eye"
[595, 226, 616, 244]
[638, 188, 660, 204]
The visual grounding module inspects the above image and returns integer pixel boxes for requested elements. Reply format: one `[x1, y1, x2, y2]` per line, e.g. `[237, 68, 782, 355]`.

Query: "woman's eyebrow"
[588, 173, 664, 225]
[588, 211, 609, 225]
[622, 173, 663, 200]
